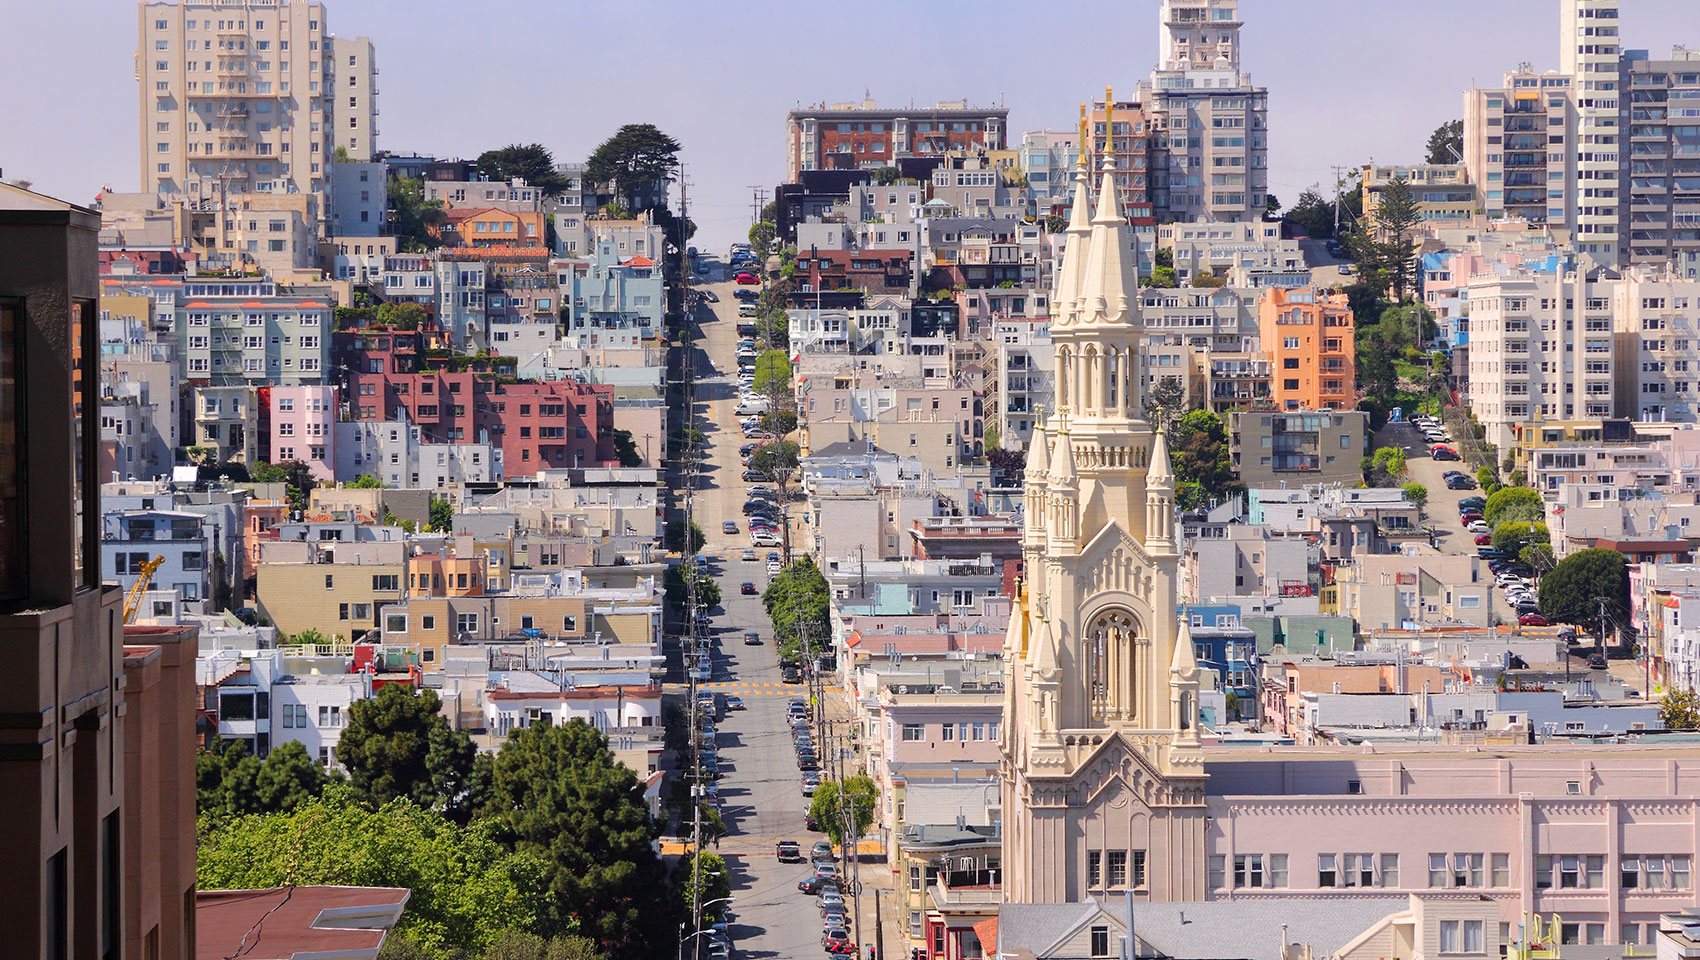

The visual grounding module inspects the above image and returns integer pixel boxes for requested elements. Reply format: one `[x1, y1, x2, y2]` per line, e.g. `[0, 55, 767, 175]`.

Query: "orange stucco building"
[1257, 287, 1355, 411]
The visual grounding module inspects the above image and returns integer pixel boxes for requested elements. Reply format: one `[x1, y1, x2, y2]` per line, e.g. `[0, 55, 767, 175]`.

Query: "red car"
[1519, 613, 1549, 626]
[735, 272, 759, 285]
[1460, 512, 1484, 524]
[1475, 533, 1493, 545]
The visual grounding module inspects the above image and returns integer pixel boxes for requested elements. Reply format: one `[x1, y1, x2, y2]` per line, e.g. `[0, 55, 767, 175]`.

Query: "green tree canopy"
[611, 428, 643, 467]
[1484, 487, 1544, 526]
[1402, 482, 1428, 507]
[197, 738, 328, 819]
[1662, 690, 1700, 731]
[753, 349, 793, 403]
[764, 555, 830, 655]
[673, 850, 732, 926]
[665, 519, 706, 555]
[1168, 410, 1236, 509]
[475, 144, 569, 196]
[748, 221, 776, 259]
[1143, 376, 1188, 434]
[664, 558, 720, 619]
[1491, 521, 1549, 557]
[349, 473, 382, 489]
[808, 774, 878, 848]
[197, 786, 544, 953]
[428, 496, 455, 532]
[1519, 542, 1557, 576]
[389, 176, 447, 254]
[476, 720, 672, 951]
[585, 124, 681, 212]
[337, 685, 477, 820]
[1361, 446, 1407, 486]
[1426, 119, 1464, 165]
[749, 440, 800, 487]
[761, 409, 799, 437]
[1141, 265, 1178, 288]
[1538, 547, 1631, 637]
[1285, 186, 1336, 239]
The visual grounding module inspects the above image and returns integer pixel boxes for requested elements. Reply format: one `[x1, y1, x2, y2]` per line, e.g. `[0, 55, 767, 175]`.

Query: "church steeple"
[1047, 412, 1078, 549]
[1052, 104, 1096, 336]
[1023, 407, 1049, 551]
[1146, 429, 1177, 553]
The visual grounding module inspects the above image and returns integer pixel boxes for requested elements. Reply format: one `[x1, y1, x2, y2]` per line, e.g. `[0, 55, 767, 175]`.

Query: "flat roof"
[196, 886, 409, 960]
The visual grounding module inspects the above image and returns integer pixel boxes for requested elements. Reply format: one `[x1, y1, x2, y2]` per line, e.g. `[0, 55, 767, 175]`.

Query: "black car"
[1459, 497, 1487, 510]
[740, 581, 757, 595]
[742, 469, 771, 482]
[733, 289, 760, 302]
[798, 875, 837, 895]
[1446, 475, 1477, 490]
[744, 631, 762, 645]
[798, 755, 820, 772]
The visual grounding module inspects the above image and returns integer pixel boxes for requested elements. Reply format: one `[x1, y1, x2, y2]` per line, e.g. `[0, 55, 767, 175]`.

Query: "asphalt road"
[680, 277, 842, 959]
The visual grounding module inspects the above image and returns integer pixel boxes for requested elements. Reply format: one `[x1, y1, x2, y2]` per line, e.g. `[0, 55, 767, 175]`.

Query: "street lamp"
[679, 898, 736, 960]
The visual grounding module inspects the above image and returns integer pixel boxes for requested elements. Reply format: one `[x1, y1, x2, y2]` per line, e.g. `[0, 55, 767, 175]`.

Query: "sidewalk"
[818, 674, 901, 960]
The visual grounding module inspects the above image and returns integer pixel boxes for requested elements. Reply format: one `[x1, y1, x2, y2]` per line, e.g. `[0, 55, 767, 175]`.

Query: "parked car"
[1447, 475, 1477, 490]
[1459, 497, 1487, 511]
[735, 272, 759, 285]
[812, 840, 834, 862]
[733, 289, 759, 302]
[777, 840, 804, 862]
[1460, 511, 1484, 524]
[1587, 653, 1608, 669]
[1475, 533, 1493, 545]
[742, 469, 771, 482]
[740, 548, 758, 561]
[1466, 520, 1490, 534]
[1432, 446, 1461, 461]
[798, 875, 835, 895]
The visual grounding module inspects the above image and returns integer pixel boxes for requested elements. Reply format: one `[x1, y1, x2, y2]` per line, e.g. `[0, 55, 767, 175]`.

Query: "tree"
[1041, 214, 1067, 234]
[1140, 265, 1178, 288]
[1484, 487, 1543, 527]
[389, 176, 447, 253]
[761, 409, 799, 437]
[1285, 186, 1336, 239]
[197, 786, 543, 954]
[665, 519, 706, 555]
[349, 473, 382, 489]
[473, 931, 607, 960]
[873, 166, 902, 186]
[1265, 193, 1282, 217]
[1154, 248, 1175, 269]
[1662, 690, 1700, 731]
[1190, 270, 1226, 289]
[673, 851, 731, 926]
[1476, 465, 1500, 494]
[1168, 410, 1236, 508]
[611, 429, 643, 467]
[1491, 521, 1549, 557]
[808, 775, 878, 848]
[1143, 376, 1187, 434]
[1519, 542, 1557, 576]
[1370, 176, 1421, 300]
[748, 221, 776, 259]
[250, 461, 288, 483]
[752, 349, 793, 404]
[763, 555, 830, 655]
[476, 720, 673, 951]
[1361, 446, 1407, 486]
[585, 124, 681, 213]
[664, 558, 720, 619]
[1425, 119, 1464, 165]
[1402, 482, 1428, 508]
[1538, 547, 1631, 639]
[987, 447, 1026, 487]
[332, 145, 351, 163]
[1356, 339, 1399, 406]
[475, 143, 569, 196]
[376, 301, 428, 330]
[429, 496, 455, 532]
[337, 685, 477, 820]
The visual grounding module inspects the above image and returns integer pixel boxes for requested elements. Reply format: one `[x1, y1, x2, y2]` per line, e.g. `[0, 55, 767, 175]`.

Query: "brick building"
[339, 327, 615, 475]
[797, 248, 915, 297]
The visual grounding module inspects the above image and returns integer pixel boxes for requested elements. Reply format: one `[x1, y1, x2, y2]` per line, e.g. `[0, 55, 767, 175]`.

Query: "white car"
[1466, 520, 1490, 534]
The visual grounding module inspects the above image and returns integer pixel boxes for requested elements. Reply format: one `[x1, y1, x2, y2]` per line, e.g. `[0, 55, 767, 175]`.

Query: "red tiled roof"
[622, 255, 655, 267]
[973, 918, 999, 953]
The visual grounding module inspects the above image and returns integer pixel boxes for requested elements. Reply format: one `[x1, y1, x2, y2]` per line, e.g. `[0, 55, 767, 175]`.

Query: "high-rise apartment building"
[1136, 0, 1269, 222]
[1622, 49, 1700, 266]
[138, 1, 330, 198]
[1088, 97, 1155, 224]
[138, 1, 376, 208]
[784, 100, 1008, 182]
[1463, 67, 1579, 231]
[1561, 0, 1624, 263]
[329, 36, 377, 162]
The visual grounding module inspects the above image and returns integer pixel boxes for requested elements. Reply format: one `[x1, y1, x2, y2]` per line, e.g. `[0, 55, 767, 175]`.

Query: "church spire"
[1146, 429, 1176, 552]
[1079, 99, 1136, 329]
[1047, 412, 1078, 548]
[1023, 406, 1050, 551]
[1053, 103, 1095, 329]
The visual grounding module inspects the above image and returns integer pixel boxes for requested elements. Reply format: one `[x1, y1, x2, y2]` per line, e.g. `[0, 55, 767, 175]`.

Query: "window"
[455, 612, 478, 636]
[1441, 921, 1462, 954]
[1208, 854, 1226, 890]
[421, 615, 436, 631]
[1491, 852, 1509, 887]
[1234, 854, 1263, 888]
[941, 723, 954, 741]
[1108, 851, 1128, 887]
[1318, 853, 1337, 887]
[1088, 851, 1102, 888]
[900, 723, 925, 741]
[1090, 927, 1111, 958]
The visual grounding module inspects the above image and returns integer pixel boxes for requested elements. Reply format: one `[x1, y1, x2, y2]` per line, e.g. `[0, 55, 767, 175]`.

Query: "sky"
[2, 0, 1697, 252]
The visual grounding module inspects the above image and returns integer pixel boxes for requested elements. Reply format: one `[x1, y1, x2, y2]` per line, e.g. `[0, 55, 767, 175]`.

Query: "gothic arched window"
[1084, 608, 1140, 722]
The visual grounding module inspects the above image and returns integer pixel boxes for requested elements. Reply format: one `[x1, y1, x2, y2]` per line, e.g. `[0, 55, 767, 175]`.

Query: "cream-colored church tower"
[1000, 97, 1207, 905]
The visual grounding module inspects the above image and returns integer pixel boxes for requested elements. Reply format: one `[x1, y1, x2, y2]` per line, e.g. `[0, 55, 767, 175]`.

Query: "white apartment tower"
[1560, 0, 1623, 263]
[1138, 0, 1269, 222]
[137, 1, 376, 201]
[330, 36, 377, 162]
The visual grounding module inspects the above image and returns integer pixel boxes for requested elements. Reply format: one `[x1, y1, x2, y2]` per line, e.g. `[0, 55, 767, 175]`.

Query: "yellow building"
[255, 551, 407, 641]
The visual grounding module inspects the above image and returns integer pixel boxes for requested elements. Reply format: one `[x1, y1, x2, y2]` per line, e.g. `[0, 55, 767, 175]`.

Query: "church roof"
[1149, 429, 1174, 487]
[1171, 618, 1197, 675]
[1027, 412, 1050, 480]
[1048, 418, 1077, 488]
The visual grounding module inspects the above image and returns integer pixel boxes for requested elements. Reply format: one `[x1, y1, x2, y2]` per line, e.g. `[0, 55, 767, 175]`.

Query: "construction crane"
[122, 555, 166, 625]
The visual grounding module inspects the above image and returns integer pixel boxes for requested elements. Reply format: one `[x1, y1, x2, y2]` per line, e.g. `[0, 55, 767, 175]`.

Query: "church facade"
[1001, 105, 1210, 905]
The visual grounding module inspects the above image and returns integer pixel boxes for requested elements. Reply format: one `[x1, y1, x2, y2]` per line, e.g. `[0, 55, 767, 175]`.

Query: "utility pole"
[748, 185, 768, 225]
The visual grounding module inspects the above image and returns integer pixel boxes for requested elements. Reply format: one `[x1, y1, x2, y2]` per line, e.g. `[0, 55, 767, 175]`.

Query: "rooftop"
[195, 886, 409, 960]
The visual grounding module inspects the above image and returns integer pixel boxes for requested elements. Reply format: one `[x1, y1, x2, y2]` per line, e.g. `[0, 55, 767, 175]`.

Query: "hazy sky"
[2, 0, 1696, 251]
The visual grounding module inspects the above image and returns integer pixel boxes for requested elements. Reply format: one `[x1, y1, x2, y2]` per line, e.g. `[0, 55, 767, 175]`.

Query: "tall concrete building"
[137, 1, 376, 203]
[1463, 67, 1579, 232]
[329, 35, 377, 162]
[1560, 0, 1624, 263]
[1136, 0, 1269, 222]
[1621, 48, 1700, 267]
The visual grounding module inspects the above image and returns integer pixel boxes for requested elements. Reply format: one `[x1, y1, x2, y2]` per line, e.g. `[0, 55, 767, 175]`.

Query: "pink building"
[1201, 745, 1700, 945]
[269, 385, 338, 480]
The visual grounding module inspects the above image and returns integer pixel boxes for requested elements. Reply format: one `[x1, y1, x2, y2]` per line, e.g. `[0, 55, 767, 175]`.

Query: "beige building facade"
[1002, 149, 1207, 905]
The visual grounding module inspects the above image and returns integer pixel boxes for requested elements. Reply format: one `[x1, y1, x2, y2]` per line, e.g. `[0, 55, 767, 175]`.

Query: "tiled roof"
[621, 255, 655, 267]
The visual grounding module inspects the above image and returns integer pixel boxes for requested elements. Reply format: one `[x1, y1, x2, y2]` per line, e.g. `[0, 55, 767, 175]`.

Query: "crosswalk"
[665, 680, 804, 696]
